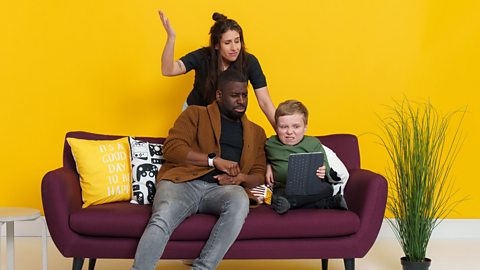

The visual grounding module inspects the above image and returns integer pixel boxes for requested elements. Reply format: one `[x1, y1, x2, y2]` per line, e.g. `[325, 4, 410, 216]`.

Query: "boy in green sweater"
[266, 100, 349, 214]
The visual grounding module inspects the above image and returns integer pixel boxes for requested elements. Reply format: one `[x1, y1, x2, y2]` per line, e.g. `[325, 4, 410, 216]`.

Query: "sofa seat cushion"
[70, 204, 360, 240]
[239, 205, 360, 239]
[70, 202, 152, 238]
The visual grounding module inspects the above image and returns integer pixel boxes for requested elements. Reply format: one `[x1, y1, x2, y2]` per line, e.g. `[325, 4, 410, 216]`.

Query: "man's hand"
[214, 173, 244, 186]
[213, 157, 241, 176]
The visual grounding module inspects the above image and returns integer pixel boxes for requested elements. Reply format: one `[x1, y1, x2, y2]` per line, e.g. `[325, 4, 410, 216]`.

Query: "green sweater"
[265, 135, 330, 185]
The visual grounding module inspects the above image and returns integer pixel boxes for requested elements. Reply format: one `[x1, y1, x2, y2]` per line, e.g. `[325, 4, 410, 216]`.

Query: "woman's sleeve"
[247, 53, 267, 90]
[180, 48, 206, 73]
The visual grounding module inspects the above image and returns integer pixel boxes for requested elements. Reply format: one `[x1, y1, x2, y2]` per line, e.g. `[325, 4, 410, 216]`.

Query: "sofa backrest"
[63, 131, 360, 172]
[316, 134, 360, 170]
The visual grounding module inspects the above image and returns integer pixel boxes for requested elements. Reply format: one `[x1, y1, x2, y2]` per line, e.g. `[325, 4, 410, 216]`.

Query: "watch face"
[208, 153, 216, 159]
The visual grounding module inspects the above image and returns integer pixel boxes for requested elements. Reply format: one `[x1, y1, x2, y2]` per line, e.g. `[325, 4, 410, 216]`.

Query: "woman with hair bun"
[159, 10, 276, 127]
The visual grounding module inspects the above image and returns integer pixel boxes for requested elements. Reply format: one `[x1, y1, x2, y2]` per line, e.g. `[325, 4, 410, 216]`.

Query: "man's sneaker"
[271, 194, 291, 214]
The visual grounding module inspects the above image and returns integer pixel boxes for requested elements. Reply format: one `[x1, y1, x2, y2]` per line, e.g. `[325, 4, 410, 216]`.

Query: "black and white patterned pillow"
[129, 137, 164, 205]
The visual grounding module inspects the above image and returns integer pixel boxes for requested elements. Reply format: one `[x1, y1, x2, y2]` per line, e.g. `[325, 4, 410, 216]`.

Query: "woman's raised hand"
[159, 10, 176, 38]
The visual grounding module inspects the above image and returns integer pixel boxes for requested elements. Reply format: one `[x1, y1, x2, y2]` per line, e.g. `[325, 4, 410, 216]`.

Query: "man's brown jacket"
[156, 102, 267, 195]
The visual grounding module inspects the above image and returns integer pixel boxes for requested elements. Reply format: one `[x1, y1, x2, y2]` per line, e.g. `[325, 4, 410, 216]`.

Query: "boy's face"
[276, 113, 307, 146]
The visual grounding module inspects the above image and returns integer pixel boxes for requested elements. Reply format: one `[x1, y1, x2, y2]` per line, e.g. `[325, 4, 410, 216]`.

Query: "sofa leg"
[344, 258, 355, 270]
[321, 259, 328, 270]
[89, 258, 97, 270]
[72, 257, 84, 270]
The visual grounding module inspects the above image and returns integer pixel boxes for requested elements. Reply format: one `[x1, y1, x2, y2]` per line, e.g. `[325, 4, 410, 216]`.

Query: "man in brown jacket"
[132, 69, 267, 270]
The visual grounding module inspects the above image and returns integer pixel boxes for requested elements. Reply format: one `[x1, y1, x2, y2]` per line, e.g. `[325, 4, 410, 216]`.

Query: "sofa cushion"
[238, 205, 360, 239]
[70, 204, 360, 240]
[67, 137, 132, 208]
[128, 137, 164, 205]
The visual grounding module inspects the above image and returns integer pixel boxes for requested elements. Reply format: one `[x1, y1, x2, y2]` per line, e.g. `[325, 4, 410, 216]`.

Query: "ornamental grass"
[379, 98, 466, 262]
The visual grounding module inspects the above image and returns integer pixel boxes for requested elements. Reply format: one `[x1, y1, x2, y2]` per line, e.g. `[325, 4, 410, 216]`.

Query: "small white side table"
[0, 207, 47, 270]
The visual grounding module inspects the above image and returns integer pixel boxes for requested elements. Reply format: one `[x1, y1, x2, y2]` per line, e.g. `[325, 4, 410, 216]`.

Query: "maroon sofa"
[41, 131, 387, 270]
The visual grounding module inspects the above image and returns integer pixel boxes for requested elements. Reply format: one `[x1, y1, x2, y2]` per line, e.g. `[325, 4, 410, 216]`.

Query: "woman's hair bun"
[212, 12, 227, 21]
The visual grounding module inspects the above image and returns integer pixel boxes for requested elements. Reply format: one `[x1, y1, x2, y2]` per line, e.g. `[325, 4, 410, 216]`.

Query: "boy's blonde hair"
[275, 100, 309, 125]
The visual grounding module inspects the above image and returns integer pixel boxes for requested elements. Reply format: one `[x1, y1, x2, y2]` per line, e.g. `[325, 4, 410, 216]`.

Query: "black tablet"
[285, 152, 325, 196]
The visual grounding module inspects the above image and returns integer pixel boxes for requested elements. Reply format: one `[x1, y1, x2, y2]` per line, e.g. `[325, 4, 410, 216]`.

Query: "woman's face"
[216, 30, 241, 63]
[276, 113, 307, 146]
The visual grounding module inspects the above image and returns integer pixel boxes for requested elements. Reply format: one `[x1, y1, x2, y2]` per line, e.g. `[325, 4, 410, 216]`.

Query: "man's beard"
[219, 104, 246, 121]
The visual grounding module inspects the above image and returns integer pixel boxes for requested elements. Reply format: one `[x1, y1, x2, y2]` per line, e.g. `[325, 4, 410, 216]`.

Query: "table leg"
[0, 221, 3, 269]
[39, 217, 48, 270]
[6, 221, 14, 270]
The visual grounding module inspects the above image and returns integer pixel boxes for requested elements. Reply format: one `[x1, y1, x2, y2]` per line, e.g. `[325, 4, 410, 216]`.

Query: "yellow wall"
[1, 0, 479, 218]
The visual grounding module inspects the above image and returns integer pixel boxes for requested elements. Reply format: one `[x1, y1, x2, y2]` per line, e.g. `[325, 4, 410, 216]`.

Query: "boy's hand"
[316, 165, 326, 180]
[265, 164, 275, 187]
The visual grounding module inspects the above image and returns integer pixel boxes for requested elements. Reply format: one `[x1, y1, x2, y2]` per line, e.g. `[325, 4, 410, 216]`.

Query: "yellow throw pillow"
[67, 137, 132, 208]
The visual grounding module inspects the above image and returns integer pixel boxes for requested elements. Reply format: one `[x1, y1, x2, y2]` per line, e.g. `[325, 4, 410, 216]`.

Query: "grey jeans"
[131, 179, 250, 270]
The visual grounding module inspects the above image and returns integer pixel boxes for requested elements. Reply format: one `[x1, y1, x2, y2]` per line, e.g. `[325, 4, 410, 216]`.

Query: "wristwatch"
[208, 153, 216, 168]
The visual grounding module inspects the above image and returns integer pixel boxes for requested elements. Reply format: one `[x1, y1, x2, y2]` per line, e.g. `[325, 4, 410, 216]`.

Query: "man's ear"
[216, 90, 222, 101]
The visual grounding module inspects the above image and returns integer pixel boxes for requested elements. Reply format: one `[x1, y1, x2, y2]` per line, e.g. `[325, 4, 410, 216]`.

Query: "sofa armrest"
[345, 169, 387, 217]
[41, 167, 83, 256]
[344, 168, 388, 256]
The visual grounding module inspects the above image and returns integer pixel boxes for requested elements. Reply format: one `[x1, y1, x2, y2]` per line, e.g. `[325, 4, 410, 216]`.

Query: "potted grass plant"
[378, 98, 465, 270]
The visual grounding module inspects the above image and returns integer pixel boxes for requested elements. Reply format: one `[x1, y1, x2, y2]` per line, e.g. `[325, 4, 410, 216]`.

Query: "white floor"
[1, 237, 479, 270]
